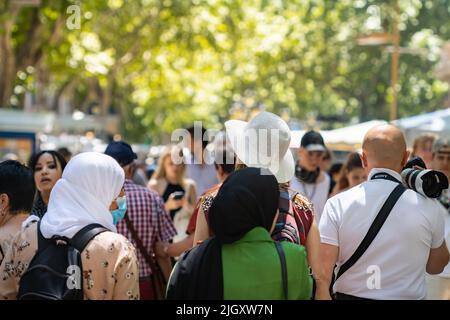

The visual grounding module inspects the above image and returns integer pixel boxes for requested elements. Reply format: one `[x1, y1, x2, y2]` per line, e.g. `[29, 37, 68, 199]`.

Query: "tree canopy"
[1, 0, 449, 142]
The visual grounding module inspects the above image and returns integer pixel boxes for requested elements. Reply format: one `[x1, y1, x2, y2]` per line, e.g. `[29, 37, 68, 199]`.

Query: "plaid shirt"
[117, 179, 177, 278]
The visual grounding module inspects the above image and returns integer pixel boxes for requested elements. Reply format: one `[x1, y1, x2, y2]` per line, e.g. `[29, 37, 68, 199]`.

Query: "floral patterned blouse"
[0, 220, 140, 300]
[198, 186, 314, 246]
[0, 214, 29, 266]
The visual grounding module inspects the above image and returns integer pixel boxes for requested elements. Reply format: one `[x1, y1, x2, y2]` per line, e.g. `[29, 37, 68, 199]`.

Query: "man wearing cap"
[105, 141, 177, 300]
[427, 137, 450, 299]
[290, 131, 331, 223]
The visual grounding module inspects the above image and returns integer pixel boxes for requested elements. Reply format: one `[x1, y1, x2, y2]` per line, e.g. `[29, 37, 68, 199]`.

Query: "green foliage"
[3, 0, 450, 142]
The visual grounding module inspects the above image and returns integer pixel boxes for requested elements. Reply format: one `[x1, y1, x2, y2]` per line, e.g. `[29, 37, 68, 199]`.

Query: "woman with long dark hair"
[28, 150, 67, 218]
[0, 152, 139, 300]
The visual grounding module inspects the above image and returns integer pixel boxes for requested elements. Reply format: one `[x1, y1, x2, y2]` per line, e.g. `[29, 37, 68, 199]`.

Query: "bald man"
[319, 125, 449, 300]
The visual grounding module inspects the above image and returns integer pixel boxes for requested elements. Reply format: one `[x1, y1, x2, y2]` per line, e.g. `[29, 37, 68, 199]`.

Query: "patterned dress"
[0, 220, 140, 300]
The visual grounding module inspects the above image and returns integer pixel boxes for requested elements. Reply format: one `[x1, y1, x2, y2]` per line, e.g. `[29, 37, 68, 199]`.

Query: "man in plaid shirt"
[105, 141, 177, 300]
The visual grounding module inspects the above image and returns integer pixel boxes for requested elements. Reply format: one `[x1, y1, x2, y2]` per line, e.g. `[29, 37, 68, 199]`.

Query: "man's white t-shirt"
[319, 168, 446, 300]
[290, 172, 330, 223]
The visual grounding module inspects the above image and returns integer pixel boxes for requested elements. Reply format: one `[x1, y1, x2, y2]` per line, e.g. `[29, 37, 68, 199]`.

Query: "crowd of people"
[0, 110, 449, 300]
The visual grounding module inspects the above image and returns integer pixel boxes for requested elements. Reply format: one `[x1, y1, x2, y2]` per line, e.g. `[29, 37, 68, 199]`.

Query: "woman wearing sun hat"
[193, 111, 330, 300]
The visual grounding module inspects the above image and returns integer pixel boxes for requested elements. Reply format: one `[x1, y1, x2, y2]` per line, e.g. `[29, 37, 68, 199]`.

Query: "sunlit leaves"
[4, 0, 449, 142]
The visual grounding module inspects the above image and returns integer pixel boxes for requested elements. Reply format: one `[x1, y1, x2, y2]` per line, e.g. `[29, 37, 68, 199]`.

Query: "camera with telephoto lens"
[401, 157, 449, 198]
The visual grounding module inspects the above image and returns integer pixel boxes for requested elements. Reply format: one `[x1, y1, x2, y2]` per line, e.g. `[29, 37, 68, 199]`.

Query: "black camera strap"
[370, 172, 402, 184]
[335, 174, 406, 281]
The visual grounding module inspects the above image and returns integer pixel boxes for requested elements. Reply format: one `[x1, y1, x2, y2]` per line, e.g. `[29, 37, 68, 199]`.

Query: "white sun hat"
[225, 111, 295, 183]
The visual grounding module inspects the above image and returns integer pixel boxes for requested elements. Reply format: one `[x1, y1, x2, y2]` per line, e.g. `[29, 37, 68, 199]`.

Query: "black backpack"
[17, 222, 108, 300]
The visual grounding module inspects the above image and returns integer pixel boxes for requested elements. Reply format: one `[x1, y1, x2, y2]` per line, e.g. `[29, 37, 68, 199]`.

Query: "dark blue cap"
[104, 141, 137, 166]
[301, 130, 326, 152]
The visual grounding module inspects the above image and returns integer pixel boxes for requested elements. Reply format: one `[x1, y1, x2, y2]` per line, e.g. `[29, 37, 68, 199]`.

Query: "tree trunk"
[360, 97, 369, 122]
[16, 8, 42, 71]
[52, 77, 79, 112]
[0, 2, 64, 109]
[0, 33, 16, 108]
[81, 77, 101, 112]
[0, 3, 20, 108]
[100, 74, 116, 116]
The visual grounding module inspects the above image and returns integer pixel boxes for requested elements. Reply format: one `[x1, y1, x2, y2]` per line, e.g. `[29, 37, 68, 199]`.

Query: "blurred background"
[0, 0, 449, 165]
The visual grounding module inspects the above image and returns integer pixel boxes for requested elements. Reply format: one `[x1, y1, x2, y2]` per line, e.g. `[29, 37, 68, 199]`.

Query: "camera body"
[401, 157, 449, 198]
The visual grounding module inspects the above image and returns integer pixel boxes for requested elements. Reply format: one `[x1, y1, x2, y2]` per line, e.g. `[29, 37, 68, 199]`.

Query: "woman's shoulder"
[0, 218, 24, 244]
[3, 219, 38, 262]
[18, 218, 38, 240]
[149, 177, 169, 184]
[183, 178, 196, 189]
[148, 178, 167, 192]
[85, 231, 136, 257]
[147, 178, 159, 187]
[280, 241, 308, 263]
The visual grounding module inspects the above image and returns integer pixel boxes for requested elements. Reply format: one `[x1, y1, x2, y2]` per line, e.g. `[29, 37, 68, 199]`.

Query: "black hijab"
[166, 167, 280, 300]
[209, 167, 280, 243]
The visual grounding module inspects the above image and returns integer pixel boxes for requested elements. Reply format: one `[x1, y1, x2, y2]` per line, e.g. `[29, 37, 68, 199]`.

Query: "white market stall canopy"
[393, 108, 450, 145]
[324, 120, 388, 148]
[290, 108, 449, 152]
[290, 120, 388, 150]
[394, 108, 450, 131]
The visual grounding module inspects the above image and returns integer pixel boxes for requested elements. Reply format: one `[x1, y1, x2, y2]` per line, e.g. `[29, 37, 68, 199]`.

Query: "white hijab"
[40, 152, 125, 239]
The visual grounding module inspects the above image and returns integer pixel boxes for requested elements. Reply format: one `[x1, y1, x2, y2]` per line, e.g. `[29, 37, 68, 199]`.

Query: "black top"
[209, 167, 280, 244]
[162, 183, 185, 220]
[31, 196, 47, 219]
[166, 168, 281, 300]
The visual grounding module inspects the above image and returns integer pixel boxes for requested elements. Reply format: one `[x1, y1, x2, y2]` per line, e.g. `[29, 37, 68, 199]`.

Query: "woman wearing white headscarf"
[0, 152, 140, 300]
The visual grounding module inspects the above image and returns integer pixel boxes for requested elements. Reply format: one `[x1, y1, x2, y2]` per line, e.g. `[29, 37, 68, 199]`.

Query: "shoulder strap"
[290, 193, 302, 225]
[290, 192, 309, 240]
[335, 183, 406, 281]
[70, 224, 109, 252]
[275, 241, 288, 300]
[124, 214, 158, 272]
[37, 221, 50, 252]
[278, 191, 290, 214]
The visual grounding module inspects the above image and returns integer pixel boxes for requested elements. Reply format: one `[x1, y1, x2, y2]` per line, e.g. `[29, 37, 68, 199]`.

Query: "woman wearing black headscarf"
[166, 167, 312, 300]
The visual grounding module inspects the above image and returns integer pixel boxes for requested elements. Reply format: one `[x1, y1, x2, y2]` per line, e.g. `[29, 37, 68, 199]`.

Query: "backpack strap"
[70, 224, 109, 252]
[275, 241, 288, 300]
[37, 221, 51, 253]
[273, 191, 303, 244]
[290, 192, 303, 233]
[335, 183, 406, 281]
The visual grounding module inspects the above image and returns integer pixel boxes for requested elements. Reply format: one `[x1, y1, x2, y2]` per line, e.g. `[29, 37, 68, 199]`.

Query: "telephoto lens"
[401, 168, 449, 198]
[401, 156, 449, 198]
